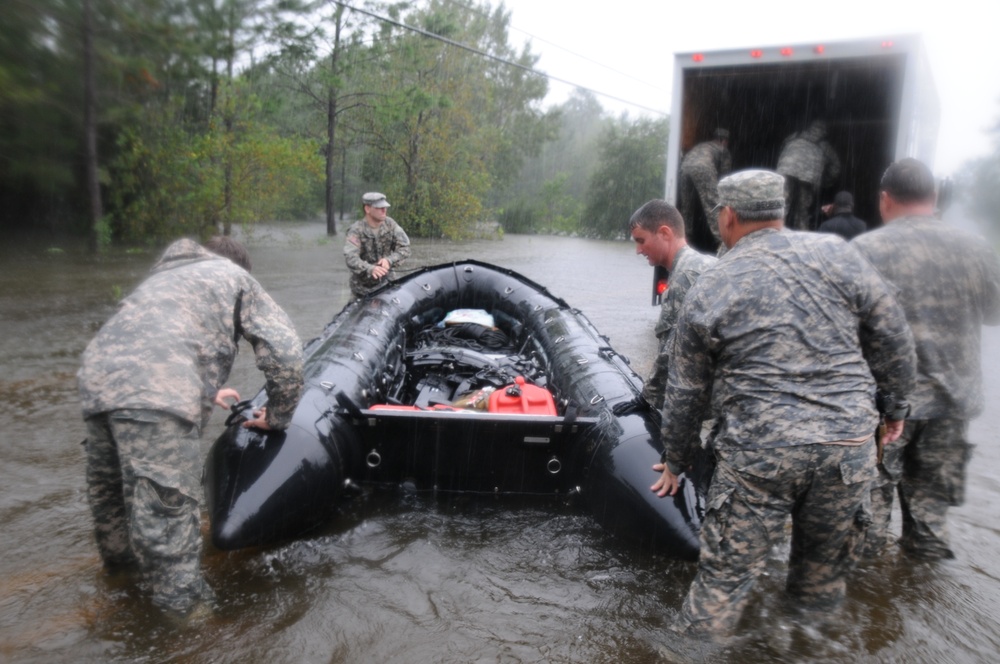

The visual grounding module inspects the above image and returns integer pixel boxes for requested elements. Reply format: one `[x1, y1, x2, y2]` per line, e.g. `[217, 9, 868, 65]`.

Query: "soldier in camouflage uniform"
[652, 170, 916, 638]
[627, 199, 717, 411]
[678, 128, 732, 254]
[344, 192, 411, 299]
[852, 158, 1000, 560]
[776, 119, 841, 231]
[77, 237, 304, 616]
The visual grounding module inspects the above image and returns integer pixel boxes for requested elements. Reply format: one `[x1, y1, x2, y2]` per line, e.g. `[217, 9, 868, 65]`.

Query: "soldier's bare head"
[204, 236, 252, 272]
[880, 158, 936, 204]
[629, 199, 685, 236]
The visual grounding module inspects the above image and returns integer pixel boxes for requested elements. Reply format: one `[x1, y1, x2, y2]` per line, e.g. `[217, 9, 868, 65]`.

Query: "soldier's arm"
[343, 230, 374, 275]
[856, 260, 916, 415]
[660, 306, 714, 475]
[643, 337, 670, 411]
[383, 223, 412, 267]
[237, 282, 305, 430]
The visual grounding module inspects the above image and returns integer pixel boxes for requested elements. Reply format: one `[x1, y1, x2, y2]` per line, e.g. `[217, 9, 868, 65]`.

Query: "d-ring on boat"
[205, 260, 704, 559]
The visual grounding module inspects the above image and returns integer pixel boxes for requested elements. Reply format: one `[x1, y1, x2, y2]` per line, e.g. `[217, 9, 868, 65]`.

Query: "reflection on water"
[1, 222, 999, 663]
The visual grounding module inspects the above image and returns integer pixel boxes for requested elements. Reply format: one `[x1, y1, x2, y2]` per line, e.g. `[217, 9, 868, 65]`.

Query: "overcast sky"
[497, 0, 997, 175]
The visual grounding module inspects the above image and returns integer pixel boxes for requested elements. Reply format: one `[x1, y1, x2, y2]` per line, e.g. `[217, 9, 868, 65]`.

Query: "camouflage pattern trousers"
[678, 164, 722, 251]
[783, 176, 818, 231]
[864, 418, 971, 560]
[677, 441, 876, 637]
[84, 409, 213, 614]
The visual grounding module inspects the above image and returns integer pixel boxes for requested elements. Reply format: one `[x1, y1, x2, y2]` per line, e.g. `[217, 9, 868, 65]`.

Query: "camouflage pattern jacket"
[852, 215, 1000, 419]
[644, 245, 718, 410]
[78, 239, 304, 430]
[343, 216, 412, 297]
[776, 127, 840, 188]
[661, 228, 916, 473]
[680, 140, 732, 179]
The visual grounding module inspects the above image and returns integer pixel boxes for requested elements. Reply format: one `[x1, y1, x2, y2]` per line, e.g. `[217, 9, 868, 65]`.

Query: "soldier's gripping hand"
[651, 462, 681, 497]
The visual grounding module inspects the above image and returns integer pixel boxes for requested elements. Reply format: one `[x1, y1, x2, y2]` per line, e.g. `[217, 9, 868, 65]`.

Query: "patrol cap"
[362, 192, 391, 208]
[716, 169, 785, 219]
[714, 127, 730, 140]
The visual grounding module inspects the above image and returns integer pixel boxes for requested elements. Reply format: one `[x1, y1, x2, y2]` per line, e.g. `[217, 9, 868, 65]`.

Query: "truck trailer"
[664, 34, 939, 247]
[653, 35, 939, 305]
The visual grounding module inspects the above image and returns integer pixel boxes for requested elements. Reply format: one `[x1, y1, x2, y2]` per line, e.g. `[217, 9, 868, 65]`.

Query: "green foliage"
[95, 216, 113, 249]
[108, 87, 321, 243]
[498, 200, 540, 234]
[362, 0, 550, 239]
[2, 0, 668, 247]
[501, 90, 610, 234]
[581, 115, 670, 238]
[0, 0, 87, 231]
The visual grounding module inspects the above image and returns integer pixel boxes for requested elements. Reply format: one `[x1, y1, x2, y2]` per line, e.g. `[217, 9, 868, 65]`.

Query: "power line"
[332, 1, 667, 115]
[438, 0, 668, 95]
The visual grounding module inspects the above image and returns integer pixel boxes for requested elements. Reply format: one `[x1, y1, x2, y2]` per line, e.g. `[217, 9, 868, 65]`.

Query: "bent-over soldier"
[678, 128, 732, 253]
[78, 237, 304, 617]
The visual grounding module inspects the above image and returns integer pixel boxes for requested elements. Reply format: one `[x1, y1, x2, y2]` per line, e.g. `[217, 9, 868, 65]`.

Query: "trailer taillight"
[780, 47, 793, 56]
[692, 53, 704, 62]
[814, 45, 825, 54]
[881, 40, 895, 48]
[750, 49, 763, 58]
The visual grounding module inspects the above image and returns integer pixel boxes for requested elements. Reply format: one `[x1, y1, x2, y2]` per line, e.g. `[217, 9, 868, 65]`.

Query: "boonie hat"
[362, 192, 391, 208]
[715, 169, 785, 217]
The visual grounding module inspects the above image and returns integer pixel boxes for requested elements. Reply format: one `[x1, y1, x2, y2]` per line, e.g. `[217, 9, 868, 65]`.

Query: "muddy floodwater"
[2, 222, 999, 663]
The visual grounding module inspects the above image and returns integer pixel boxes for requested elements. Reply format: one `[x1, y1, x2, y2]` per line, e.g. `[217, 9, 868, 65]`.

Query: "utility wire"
[438, 0, 668, 95]
[332, 1, 667, 115]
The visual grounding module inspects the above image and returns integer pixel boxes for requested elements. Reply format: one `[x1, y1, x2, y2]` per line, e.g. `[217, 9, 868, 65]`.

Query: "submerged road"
[1, 222, 998, 662]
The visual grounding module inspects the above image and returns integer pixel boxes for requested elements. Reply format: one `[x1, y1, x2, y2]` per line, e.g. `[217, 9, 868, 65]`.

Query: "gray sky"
[498, 0, 997, 175]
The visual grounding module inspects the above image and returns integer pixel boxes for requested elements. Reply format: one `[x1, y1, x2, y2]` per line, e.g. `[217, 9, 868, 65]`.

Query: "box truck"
[652, 34, 939, 302]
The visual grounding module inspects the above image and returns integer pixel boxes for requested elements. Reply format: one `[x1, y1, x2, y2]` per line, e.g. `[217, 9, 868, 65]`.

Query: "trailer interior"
[679, 53, 908, 226]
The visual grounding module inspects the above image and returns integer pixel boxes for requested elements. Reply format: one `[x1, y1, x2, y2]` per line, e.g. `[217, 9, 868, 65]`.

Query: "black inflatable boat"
[205, 260, 704, 559]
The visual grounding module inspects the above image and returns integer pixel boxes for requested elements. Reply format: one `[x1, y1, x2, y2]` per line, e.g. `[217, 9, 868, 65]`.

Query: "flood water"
[2, 222, 999, 663]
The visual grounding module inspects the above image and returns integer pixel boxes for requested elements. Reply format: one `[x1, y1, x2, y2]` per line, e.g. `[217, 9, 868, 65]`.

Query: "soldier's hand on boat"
[651, 462, 681, 497]
[214, 387, 241, 409]
[242, 407, 272, 430]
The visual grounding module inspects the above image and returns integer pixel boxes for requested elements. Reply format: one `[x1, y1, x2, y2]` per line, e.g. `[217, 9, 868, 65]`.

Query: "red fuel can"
[487, 376, 557, 415]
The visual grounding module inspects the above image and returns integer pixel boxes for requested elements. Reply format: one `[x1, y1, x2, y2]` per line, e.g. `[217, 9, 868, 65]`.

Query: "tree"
[0, 0, 86, 235]
[108, 83, 321, 244]
[581, 115, 669, 238]
[501, 89, 607, 234]
[361, 0, 549, 238]
[83, 0, 104, 251]
[262, 1, 384, 236]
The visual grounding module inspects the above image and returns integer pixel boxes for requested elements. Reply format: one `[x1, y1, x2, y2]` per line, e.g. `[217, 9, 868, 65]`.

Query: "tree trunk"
[83, 0, 104, 253]
[325, 74, 338, 235]
[222, 7, 236, 236]
[325, 10, 344, 236]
